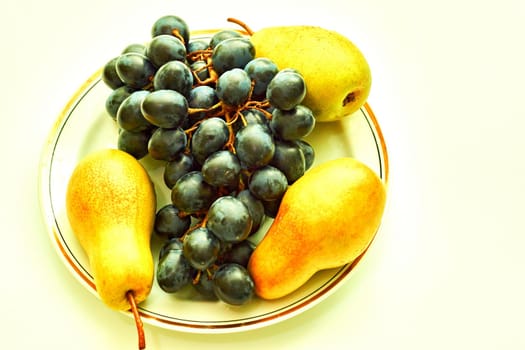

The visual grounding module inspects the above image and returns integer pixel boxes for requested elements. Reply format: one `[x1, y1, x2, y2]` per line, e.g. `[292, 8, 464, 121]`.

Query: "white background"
[3, 0, 525, 349]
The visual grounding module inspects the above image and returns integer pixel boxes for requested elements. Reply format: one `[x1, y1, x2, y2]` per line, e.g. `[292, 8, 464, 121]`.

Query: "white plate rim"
[38, 30, 389, 334]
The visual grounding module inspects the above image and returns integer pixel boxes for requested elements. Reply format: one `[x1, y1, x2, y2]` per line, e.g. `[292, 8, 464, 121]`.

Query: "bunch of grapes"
[101, 15, 316, 305]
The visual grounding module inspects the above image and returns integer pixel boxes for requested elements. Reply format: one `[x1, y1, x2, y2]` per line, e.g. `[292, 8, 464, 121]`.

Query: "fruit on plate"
[248, 157, 386, 300]
[100, 16, 321, 305]
[65, 148, 156, 348]
[250, 25, 371, 122]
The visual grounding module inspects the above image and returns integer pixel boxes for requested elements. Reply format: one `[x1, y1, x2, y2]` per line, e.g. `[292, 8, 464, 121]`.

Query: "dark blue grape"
[209, 30, 242, 49]
[211, 38, 255, 75]
[213, 263, 254, 305]
[266, 70, 306, 110]
[193, 272, 218, 300]
[187, 85, 218, 122]
[141, 89, 188, 128]
[158, 237, 183, 260]
[233, 108, 270, 133]
[157, 248, 194, 293]
[201, 150, 241, 189]
[117, 128, 152, 159]
[183, 227, 220, 270]
[191, 117, 229, 165]
[241, 108, 269, 125]
[164, 153, 196, 189]
[236, 189, 265, 234]
[234, 123, 275, 169]
[244, 58, 279, 99]
[153, 60, 193, 97]
[270, 140, 306, 184]
[147, 34, 186, 67]
[148, 127, 187, 161]
[116, 90, 152, 132]
[122, 43, 147, 55]
[102, 57, 124, 89]
[187, 40, 210, 63]
[206, 196, 253, 243]
[248, 165, 288, 201]
[261, 197, 282, 218]
[219, 240, 255, 268]
[154, 204, 191, 239]
[151, 15, 190, 45]
[270, 105, 316, 140]
[171, 171, 217, 215]
[116, 53, 156, 89]
[105, 86, 134, 119]
[294, 139, 315, 170]
[216, 68, 252, 107]
[190, 60, 210, 82]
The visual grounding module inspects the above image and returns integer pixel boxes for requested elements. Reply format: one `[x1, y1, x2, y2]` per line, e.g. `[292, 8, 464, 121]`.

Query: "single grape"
[158, 237, 183, 260]
[218, 241, 233, 257]
[206, 196, 253, 243]
[190, 60, 210, 82]
[234, 123, 275, 169]
[233, 108, 270, 133]
[148, 127, 187, 161]
[153, 60, 193, 97]
[154, 204, 191, 239]
[266, 70, 306, 110]
[213, 263, 254, 305]
[236, 189, 265, 234]
[294, 139, 315, 170]
[241, 108, 269, 125]
[105, 86, 134, 119]
[216, 68, 252, 107]
[270, 105, 316, 140]
[151, 15, 190, 45]
[248, 165, 288, 201]
[211, 37, 255, 75]
[244, 58, 279, 99]
[261, 197, 282, 218]
[122, 43, 147, 55]
[201, 150, 241, 189]
[157, 248, 194, 293]
[187, 85, 218, 122]
[187, 40, 210, 63]
[147, 34, 186, 67]
[270, 140, 306, 184]
[183, 227, 221, 270]
[171, 171, 217, 215]
[102, 57, 124, 89]
[117, 129, 152, 159]
[193, 271, 218, 300]
[190, 117, 230, 165]
[116, 90, 152, 132]
[141, 89, 188, 128]
[116, 53, 156, 89]
[209, 30, 243, 49]
[164, 153, 196, 189]
[218, 240, 255, 268]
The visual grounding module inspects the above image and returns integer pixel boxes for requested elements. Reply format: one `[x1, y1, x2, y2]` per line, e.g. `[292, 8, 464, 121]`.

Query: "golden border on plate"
[38, 29, 389, 333]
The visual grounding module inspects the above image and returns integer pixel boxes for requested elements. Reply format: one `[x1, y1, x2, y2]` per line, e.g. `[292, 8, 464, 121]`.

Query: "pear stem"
[227, 17, 254, 35]
[126, 291, 146, 350]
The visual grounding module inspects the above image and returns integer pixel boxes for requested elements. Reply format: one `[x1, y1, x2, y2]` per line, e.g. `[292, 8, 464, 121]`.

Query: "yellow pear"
[248, 157, 386, 300]
[250, 26, 371, 122]
[65, 148, 156, 311]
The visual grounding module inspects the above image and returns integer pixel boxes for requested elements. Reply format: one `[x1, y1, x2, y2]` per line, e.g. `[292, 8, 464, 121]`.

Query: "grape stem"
[227, 18, 254, 35]
[126, 291, 146, 350]
[171, 28, 186, 45]
[192, 269, 202, 285]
